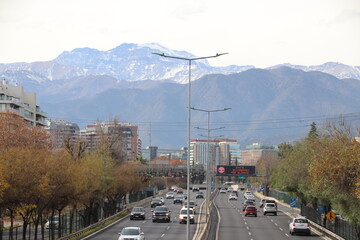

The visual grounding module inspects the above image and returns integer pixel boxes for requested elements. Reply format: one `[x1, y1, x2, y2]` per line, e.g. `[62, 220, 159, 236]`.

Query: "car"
[227, 187, 234, 192]
[152, 206, 171, 223]
[173, 195, 184, 204]
[166, 191, 175, 199]
[219, 188, 227, 193]
[289, 216, 311, 235]
[263, 199, 277, 207]
[45, 216, 59, 229]
[244, 205, 257, 217]
[196, 191, 204, 199]
[244, 191, 254, 199]
[158, 197, 165, 204]
[229, 193, 238, 200]
[176, 188, 184, 194]
[260, 198, 267, 208]
[182, 200, 197, 214]
[263, 203, 277, 215]
[118, 226, 145, 240]
[151, 198, 163, 208]
[130, 207, 146, 220]
[192, 186, 200, 192]
[242, 200, 255, 211]
[179, 208, 195, 224]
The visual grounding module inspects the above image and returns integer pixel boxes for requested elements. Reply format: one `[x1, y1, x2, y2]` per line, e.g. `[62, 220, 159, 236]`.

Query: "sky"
[0, 0, 359, 68]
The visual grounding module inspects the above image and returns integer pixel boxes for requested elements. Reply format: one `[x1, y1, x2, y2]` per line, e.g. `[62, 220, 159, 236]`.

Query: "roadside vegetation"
[0, 112, 146, 240]
[270, 122, 360, 226]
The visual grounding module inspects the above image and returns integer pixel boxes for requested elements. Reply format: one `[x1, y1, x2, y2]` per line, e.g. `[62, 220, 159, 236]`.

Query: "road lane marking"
[279, 227, 283, 231]
[161, 233, 165, 238]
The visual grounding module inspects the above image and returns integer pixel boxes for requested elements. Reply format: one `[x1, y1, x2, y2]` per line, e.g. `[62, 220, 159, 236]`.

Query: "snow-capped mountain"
[0, 43, 253, 84]
[268, 62, 360, 80]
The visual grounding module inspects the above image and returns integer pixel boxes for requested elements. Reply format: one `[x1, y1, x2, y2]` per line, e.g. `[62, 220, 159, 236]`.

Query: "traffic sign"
[216, 165, 256, 176]
[326, 210, 336, 221]
[247, 183, 251, 189]
[290, 197, 297, 208]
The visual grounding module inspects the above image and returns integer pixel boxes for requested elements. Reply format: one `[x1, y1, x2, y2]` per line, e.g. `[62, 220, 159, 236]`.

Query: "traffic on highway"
[84, 185, 324, 240]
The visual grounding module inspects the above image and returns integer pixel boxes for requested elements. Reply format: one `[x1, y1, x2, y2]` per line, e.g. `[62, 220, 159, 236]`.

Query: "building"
[241, 143, 278, 166]
[79, 122, 141, 160]
[190, 138, 241, 166]
[0, 80, 47, 127]
[46, 120, 80, 149]
[141, 147, 187, 162]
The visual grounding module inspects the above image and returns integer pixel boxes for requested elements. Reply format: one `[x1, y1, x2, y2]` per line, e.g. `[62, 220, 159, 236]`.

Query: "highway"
[215, 190, 324, 240]
[84, 192, 206, 240]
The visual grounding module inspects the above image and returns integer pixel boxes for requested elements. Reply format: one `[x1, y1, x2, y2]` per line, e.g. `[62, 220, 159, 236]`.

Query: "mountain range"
[0, 43, 359, 148]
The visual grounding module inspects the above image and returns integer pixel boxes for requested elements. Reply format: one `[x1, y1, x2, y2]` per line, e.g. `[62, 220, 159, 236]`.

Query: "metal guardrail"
[57, 197, 153, 240]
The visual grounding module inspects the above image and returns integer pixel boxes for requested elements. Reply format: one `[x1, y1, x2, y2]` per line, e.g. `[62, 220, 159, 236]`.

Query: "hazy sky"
[1, 0, 359, 68]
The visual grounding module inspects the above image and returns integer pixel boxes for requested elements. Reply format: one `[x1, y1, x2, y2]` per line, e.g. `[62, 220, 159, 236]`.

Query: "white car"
[182, 200, 197, 214]
[179, 208, 195, 224]
[118, 226, 145, 240]
[219, 188, 227, 193]
[229, 193, 238, 200]
[289, 216, 311, 235]
[166, 191, 175, 199]
[45, 216, 59, 229]
[263, 203, 277, 216]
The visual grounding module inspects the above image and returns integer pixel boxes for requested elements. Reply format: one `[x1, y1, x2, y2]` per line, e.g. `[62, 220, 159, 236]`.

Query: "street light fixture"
[152, 52, 228, 240]
[191, 107, 231, 222]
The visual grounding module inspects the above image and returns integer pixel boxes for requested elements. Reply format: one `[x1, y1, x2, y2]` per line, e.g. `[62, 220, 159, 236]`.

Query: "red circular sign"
[218, 166, 225, 174]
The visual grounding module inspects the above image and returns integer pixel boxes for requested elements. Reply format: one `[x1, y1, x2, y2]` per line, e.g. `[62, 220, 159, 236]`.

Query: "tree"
[308, 122, 319, 139]
[308, 124, 360, 224]
[0, 112, 51, 151]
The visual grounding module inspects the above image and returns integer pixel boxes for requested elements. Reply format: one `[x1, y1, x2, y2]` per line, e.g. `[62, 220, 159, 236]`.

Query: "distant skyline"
[1, 0, 359, 68]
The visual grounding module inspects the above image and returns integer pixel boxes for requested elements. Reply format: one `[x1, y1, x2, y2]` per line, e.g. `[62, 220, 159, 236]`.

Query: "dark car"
[130, 207, 146, 220]
[151, 198, 162, 208]
[192, 186, 200, 192]
[243, 200, 255, 211]
[152, 206, 171, 223]
[173, 195, 184, 204]
[196, 192, 204, 199]
[244, 205, 257, 217]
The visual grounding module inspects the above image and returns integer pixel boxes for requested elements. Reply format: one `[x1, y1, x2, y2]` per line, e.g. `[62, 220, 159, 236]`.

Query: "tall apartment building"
[46, 120, 80, 149]
[190, 138, 241, 167]
[79, 122, 141, 160]
[241, 143, 278, 165]
[0, 80, 47, 127]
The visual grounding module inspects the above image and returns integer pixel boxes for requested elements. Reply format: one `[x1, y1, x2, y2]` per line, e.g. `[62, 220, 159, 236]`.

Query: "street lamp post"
[152, 52, 227, 240]
[192, 107, 231, 222]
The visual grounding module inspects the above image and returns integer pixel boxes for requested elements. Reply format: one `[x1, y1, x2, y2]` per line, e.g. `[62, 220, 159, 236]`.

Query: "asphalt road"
[84, 192, 206, 240]
[215, 191, 324, 240]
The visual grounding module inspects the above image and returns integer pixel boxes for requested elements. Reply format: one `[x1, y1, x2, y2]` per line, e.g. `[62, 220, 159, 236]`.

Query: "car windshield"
[155, 207, 168, 211]
[295, 219, 308, 223]
[247, 206, 256, 210]
[133, 208, 144, 212]
[122, 228, 140, 235]
[180, 209, 193, 214]
[266, 203, 275, 207]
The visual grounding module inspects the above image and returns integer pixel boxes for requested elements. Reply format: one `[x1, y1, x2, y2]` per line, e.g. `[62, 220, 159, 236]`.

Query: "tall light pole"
[152, 52, 228, 240]
[192, 107, 231, 222]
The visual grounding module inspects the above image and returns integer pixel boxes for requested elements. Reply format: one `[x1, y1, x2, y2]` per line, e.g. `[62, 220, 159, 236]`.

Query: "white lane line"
[248, 232, 252, 236]
[167, 226, 170, 230]
[279, 227, 283, 231]
[246, 226, 249, 230]
[285, 233, 290, 237]
[161, 233, 165, 238]
[275, 222, 278, 226]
